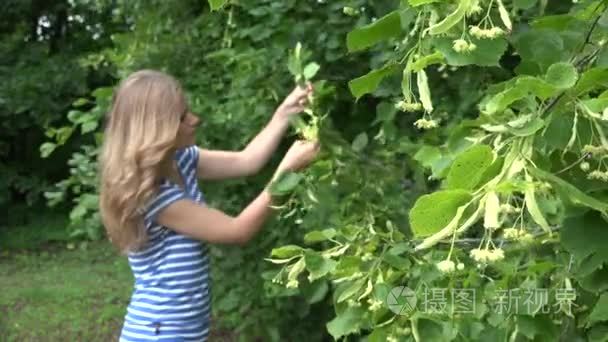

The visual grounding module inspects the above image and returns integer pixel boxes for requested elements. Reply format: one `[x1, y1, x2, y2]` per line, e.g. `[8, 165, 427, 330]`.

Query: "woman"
[99, 69, 319, 341]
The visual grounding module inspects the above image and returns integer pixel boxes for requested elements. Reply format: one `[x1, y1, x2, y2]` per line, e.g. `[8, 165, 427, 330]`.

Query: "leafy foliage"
[28, 0, 608, 340]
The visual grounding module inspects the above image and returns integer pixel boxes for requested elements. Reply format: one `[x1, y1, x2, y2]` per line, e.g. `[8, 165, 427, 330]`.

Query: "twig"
[541, 7, 607, 117]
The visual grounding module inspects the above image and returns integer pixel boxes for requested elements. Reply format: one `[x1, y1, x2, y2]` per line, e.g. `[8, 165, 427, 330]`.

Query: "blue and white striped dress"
[119, 146, 211, 342]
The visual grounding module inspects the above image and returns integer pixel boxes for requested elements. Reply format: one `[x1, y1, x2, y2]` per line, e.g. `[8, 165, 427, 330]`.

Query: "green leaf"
[303, 62, 320, 80]
[409, 0, 440, 6]
[382, 253, 411, 270]
[517, 76, 559, 100]
[269, 172, 303, 196]
[346, 11, 402, 52]
[302, 280, 329, 304]
[352, 132, 368, 152]
[326, 306, 366, 340]
[411, 52, 445, 72]
[409, 190, 472, 237]
[447, 145, 495, 190]
[528, 166, 608, 213]
[514, 29, 565, 72]
[484, 76, 558, 114]
[305, 252, 337, 281]
[69, 204, 87, 221]
[271, 245, 304, 258]
[510, 117, 545, 137]
[348, 63, 400, 100]
[517, 315, 558, 340]
[427, 0, 471, 35]
[72, 98, 89, 107]
[40, 142, 57, 158]
[588, 323, 608, 342]
[81, 121, 98, 134]
[574, 68, 608, 95]
[589, 294, 608, 325]
[434, 37, 508, 67]
[484, 86, 528, 115]
[414, 145, 451, 177]
[561, 212, 608, 264]
[337, 278, 366, 303]
[544, 111, 575, 150]
[514, 0, 537, 9]
[478, 157, 504, 185]
[545, 62, 578, 89]
[304, 229, 337, 244]
[208, 0, 227, 10]
[581, 268, 608, 292]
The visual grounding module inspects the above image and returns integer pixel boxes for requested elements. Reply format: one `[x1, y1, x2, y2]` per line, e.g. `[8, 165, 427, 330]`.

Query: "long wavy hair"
[99, 70, 187, 254]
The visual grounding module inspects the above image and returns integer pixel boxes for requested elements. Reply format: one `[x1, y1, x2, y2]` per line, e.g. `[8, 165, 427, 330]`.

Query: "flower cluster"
[587, 170, 608, 182]
[367, 298, 384, 311]
[469, 26, 504, 39]
[436, 260, 465, 274]
[582, 144, 607, 156]
[467, 4, 483, 15]
[342, 6, 359, 16]
[436, 260, 455, 273]
[452, 39, 477, 53]
[395, 100, 422, 112]
[414, 118, 439, 130]
[470, 248, 505, 263]
[503, 228, 534, 243]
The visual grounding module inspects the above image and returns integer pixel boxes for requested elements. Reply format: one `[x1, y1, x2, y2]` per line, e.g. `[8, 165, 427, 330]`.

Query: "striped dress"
[119, 146, 211, 342]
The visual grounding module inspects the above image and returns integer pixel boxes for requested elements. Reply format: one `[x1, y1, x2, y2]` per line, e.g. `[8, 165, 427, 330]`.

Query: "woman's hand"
[276, 140, 320, 174]
[274, 83, 314, 120]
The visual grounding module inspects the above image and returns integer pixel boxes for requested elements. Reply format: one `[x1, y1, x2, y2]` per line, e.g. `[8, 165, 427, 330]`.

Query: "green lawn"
[0, 239, 133, 341]
[0, 216, 236, 341]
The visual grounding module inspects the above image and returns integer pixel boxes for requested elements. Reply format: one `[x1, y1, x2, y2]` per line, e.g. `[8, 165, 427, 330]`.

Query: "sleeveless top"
[119, 145, 210, 342]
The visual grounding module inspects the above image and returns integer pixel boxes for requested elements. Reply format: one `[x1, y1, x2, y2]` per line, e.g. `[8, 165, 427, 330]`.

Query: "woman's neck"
[159, 156, 184, 187]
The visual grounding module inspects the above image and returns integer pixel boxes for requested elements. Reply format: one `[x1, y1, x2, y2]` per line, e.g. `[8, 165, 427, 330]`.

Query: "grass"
[0, 239, 133, 341]
[0, 210, 237, 341]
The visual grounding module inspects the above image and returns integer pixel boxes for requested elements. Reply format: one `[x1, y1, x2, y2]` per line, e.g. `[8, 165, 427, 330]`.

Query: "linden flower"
[395, 100, 422, 112]
[588, 170, 608, 182]
[503, 228, 519, 240]
[469, 25, 483, 38]
[342, 6, 359, 16]
[468, 4, 483, 15]
[457, 262, 465, 271]
[367, 298, 384, 311]
[582, 144, 607, 156]
[490, 27, 505, 38]
[437, 260, 456, 274]
[488, 248, 505, 262]
[470, 248, 505, 263]
[414, 118, 439, 130]
[452, 39, 469, 53]
[580, 161, 591, 172]
[469, 26, 505, 39]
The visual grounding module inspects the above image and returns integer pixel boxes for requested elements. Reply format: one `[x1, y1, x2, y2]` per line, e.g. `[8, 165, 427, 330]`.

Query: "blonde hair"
[99, 70, 187, 254]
